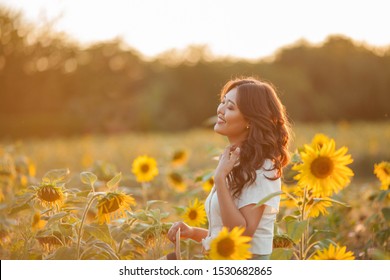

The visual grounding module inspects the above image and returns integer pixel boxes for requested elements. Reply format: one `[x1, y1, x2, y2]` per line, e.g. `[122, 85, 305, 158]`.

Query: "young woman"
[167, 77, 291, 259]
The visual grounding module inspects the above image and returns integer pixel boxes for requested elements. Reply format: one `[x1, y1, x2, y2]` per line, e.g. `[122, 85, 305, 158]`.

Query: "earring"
[246, 124, 250, 129]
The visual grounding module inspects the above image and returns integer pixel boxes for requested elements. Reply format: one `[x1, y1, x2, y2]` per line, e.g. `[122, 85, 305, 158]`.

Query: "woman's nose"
[217, 103, 224, 115]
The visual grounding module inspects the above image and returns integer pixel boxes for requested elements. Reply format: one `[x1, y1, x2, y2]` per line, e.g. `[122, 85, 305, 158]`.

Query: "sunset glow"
[1, 0, 389, 60]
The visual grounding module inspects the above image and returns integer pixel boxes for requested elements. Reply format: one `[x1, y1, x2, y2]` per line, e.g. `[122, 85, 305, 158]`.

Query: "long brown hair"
[220, 77, 291, 198]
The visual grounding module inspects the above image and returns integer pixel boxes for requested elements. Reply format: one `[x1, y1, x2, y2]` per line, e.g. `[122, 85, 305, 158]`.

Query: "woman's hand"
[167, 221, 193, 243]
[214, 145, 240, 179]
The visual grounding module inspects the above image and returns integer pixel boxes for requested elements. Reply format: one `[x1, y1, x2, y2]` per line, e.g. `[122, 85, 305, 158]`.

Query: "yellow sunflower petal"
[181, 198, 206, 227]
[131, 155, 159, 183]
[293, 139, 353, 197]
[209, 227, 252, 260]
[312, 244, 355, 260]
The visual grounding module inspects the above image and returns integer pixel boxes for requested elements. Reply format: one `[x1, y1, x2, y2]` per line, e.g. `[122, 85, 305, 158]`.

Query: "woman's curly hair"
[220, 77, 292, 198]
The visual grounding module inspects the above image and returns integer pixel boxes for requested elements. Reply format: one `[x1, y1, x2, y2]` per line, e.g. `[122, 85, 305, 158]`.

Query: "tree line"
[1, 8, 389, 138]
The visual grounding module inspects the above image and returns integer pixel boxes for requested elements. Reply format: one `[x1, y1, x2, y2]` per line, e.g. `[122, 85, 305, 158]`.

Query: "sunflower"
[374, 161, 390, 190]
[97, 192, 136, 224]
[280, 184, 300, 209]
[167, 172, 187, 192]
[311, 133, 331, 150]
[171, 149, 189, 166]
[293, 139, 354, 197]
[202, 176, 214, 193]
[131, 155, 159, 183]
[35, 183, 65, 208]
[181, 198, 207, 227]
[209, 227, 252, 260]
[280, 184, 332, 218]
[273, 234, 294, 249]
[305, 198, 332, 218]
[32, 212, 47, 231]
[311, 244, 355, 260]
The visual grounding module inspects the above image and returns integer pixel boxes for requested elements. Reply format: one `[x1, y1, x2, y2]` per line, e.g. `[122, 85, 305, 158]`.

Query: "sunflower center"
[140, 163, 150, 173]
[38, 186, 61, 202]
[216, 237, 235, 257]
[170, 173, 183, 183]
[273, 236, 294, 248]
[0, 170, 12, 176]
[310, 156, 334, 179]
[101, 196, 123, 214]
[188, 209, 198, 220]
[173, 151, 185, 161]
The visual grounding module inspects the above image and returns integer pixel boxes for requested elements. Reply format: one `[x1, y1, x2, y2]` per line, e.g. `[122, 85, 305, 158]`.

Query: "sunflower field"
[0, 122, 389, 260]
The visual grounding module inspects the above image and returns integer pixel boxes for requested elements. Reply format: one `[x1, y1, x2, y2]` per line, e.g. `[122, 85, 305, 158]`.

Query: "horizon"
[1, 0, 390, 60]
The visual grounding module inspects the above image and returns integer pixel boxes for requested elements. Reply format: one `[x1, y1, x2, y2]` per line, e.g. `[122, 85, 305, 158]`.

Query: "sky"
[1, 0, 390, 60]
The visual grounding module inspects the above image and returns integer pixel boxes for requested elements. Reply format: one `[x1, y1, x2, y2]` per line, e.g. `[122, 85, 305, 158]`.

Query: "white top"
[202, 159, 281, 255]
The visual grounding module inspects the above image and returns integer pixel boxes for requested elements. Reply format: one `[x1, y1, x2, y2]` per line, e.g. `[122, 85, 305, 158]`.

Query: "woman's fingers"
[168, 222, 188, 242]
[224, 145, 240, 161]
[168, 222, 179, 242]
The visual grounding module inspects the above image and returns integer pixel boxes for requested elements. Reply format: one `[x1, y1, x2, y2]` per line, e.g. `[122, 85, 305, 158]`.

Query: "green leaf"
[111, 224, 132, 243]
[130, 236, 145, 247]
[290, 152, 301, 164]
[84, 223, 112, 243]
[106, 172, 122, 189]
[131, 211, 149, 221]
[58, 223, 74, 237]
[80, 171, 97, 186]
[9, 203, 32, 215]
[367, 248, 390, 260]
[46, 212, 69, 227]
[254, 191, 284, 207]
[49, 246, 77, 260]
[145, 210, 160, 223]
[312, 197, 350, 207]
[282, 215, 299, 222]
[80, 246, 103, 260]
[146, 200, 167, 209]
[286, 220, 308, 243]
[173, 206, 186, 215]
[377, 190, 390, 202]
[194, 170, 214, 182]
[382, 207, 390, 222]
[93, 241, 119, 260]
[76, 190, 93, 197]
[270, 248, 294, 260]
[42, 168, 70, 184]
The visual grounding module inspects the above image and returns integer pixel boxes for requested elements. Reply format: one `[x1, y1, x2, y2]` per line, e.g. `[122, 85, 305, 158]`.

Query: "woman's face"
[214, 88, 248, 143]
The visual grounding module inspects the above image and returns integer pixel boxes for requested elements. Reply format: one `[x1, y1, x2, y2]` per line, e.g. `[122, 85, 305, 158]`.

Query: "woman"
[167, 77, 291, 259]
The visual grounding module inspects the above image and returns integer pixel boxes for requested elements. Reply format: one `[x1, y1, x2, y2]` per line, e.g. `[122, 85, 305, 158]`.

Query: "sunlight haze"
[1, 0, 389, 59]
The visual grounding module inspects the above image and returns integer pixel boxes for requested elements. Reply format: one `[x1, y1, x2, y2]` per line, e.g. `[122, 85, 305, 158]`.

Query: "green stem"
[304, 240, 322, 257]
[118, 239, 124, 255]
[76, 193, 101, 259]
[90, 182, 95, 194]
[186, 240, 190, 260]
[142, 182, 150, 204]
[299, 185, 308, 260]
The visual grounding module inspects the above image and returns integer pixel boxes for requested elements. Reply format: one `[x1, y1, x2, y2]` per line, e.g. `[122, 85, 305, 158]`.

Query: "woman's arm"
[214, 145, 265, 237]
[215, 176, 265, 236]
[167, 222, 208, 243]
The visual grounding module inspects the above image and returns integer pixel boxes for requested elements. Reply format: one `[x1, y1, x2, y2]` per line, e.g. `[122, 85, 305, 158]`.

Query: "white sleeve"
[237, 165, 281, 213]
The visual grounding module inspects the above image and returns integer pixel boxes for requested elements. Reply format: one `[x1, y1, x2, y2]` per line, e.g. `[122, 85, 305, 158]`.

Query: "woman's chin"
[214, 124, 226, 135]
